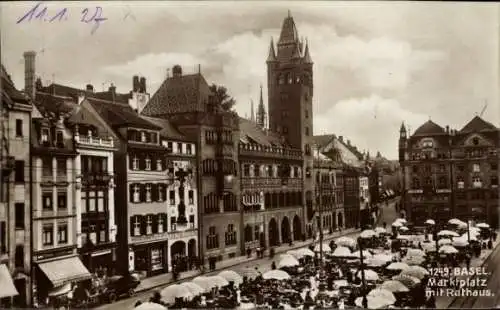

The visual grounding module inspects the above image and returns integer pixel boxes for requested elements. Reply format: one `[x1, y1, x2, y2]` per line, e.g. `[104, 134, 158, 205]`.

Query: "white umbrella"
[402, 255, 426, 266]
[375, 227, 387, 234]
[397, 235, 410, 240]
[160, 284, 193, 304]
[392, 275, 421, 287]
[278, 255, 300, 268]
[386, 262, 410, 271]
[406, 249, 426, 257]
[361, 229, 377, 238]
[218, 270, 243, 285]
[425, 219, 435, 225]
[262, 269, 290, 280]
[368, 288, 396, 304]
[448, 218, 465, 226]
[439, 245, 459, 254]
[392, 221, 403, 227]
[366, 257, 388, 267]
[422, 242, 436, 252]
[352, 250, 372, 258]
[314, 243, 331, 252]
[438, 230, 459, 237]
[180, 282, 205, 296]
[291, 248, 315, 258]
[372, 253, 393, 263]
[461, 233, 477, 241]
[135, 302, 168, 310]
[335, 236, 356, 247]
[399, 226, 409, 231]
[476, 223, 490, 229]
[401, 266, 429, 279]
[332, 246, 353, 258]
[207, 275, 229, 288]
[239, 267, 260, 279]
[395, 218, 407, 224]
[192, 276, 216, 291]
[380, 280, 409, 293]
[355, 295, 394, 309]
[452, 238, 469, 247]
[438, 238, 452, 246]
[356, 269, 379, 281]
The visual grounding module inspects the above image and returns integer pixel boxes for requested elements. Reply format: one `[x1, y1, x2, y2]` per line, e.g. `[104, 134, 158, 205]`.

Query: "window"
[472, 137, 479, 145]
[43, 225, 53, 245]
[97, 191, 104, 212]
[472, 177, 482, 188]
[132, 156, 139, 170]
[145, 157, 151, 170]
[254, 225, 260, 241]
[41, 128, 49, 143]
[207, 226, 219, 249]
[56, 131, 63, 146]
[473, 163, 480, 172]
[158, 215, 164, 233]
[491, 176, 498, 186]
[158, 185, 164, 201]
[56, 192, 67, 210]
[305, 110, 309, 118]
[15, 203, 24, 230]
[58, 224, 68, 243]
[42, 192, 53, 210]
[57, 159, 66, 177]
[243, 164, 250, 177]
[15, 245, 23, 268]
[422, 140, 433, 148]
[146, 215, 153, 234]
[88, 192, 96, 212]
[491, 163, 498, 171]
[412, 178, 420, 189]
[15, 119, 23, 137]
[188, 190, 194, 204]
[42, 157, 52, 177]
[177, 143, 183, 154]
[296, 75, 301, 83]
[141, 132, 146, 142]
[438, 164, 445, 173]
[287, 74, 293, 84]
[0, 222, 6, 253]
[146, 184, 152, 202]
[15, 161, 24, 183]
[278, 74, 284, 85]
[457, 178, 464, 189]
[170, 217, 177, 231]
[283, 126, 288, 134]
[189, 215, 195, 228]
[253, 165, 260, 177]
[156, 159, 162, 171]
[225, 224, 237, 246]
[133, 216, 141, 236]
[133, 185, 140, 203]
[169, 190, 175, 205]
[425, 177, 432, 186]
[99, 224, 106, 243]
[305, 127, 309, 136]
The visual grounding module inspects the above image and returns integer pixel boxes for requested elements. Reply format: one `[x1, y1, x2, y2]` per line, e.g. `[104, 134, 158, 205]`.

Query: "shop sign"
[168, 229, 196, 240]
[131, 233, 169, 244]
[35, 248, 74, 261]
[408, 189, 423, 194]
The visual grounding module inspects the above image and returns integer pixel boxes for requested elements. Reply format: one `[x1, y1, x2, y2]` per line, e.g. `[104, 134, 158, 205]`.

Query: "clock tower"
[129, 75, 150, 113]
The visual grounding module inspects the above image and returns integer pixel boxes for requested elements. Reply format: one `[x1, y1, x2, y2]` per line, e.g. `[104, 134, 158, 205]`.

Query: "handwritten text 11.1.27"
[16, 2, 107, 35]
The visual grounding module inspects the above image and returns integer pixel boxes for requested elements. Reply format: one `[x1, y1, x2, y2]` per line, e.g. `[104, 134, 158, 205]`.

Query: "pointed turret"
[303, 39, 313, 64]
[250, 99, 255, 122]
[267, 37, 277, 62]
[278, 12, 299, 44]
[256, 84, 267, 129]
[399, 121, 407, 139]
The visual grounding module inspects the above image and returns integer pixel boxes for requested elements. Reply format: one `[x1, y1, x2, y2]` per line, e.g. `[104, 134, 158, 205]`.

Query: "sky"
[2, 1, 499, 159]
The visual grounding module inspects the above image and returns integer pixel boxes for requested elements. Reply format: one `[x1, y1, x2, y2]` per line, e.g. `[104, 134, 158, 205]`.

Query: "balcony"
[76, 135, 114, 148]
[239, 143, 302, 160]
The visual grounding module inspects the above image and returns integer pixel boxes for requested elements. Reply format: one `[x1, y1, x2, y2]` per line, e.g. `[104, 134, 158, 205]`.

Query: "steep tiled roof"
[87, 98, 160, 130]
[278, 15, 299, 44]
[41, 83, 130, 104]
[238, 118, 283, 146]
[34, 92, 77, 117]
[141, 116, 189, 141]
[1, 64, 29, 105]
[142, 73, 211, 116]
[459, 116, 497, 133]
[311, 134, 336, 148]
[413, 120, 445, 136]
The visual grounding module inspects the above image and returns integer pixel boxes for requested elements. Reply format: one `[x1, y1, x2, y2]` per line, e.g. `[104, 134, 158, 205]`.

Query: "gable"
[332, 139, 362, 167]
[72, 99, 120, 140]
[460, 133, 495, 147]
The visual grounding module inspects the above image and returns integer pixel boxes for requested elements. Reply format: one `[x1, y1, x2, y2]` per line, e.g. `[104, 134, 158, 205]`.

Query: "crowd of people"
[134, 217, 496, 309]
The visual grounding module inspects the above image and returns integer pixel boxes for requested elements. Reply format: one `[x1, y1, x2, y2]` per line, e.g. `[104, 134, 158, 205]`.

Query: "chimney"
[140, 77, 146, 93]
[23, 51, 37, 99]
[109, 83, 116, 102]
[172, 65, 182, 78]
[446, 125, 449, 133]
[133, 75, 139, 92]
[339, 136, 343, 142]
[347, 140, 351, 146]
[86, 84, 94, 93]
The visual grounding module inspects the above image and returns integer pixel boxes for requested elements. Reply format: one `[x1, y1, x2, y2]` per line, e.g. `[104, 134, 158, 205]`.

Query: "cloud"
[314, 95, 428, 158]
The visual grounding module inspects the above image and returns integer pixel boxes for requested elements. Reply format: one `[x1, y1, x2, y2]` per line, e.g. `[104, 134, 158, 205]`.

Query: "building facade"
[0, 64, 33, 307]
[400, 117, 499, 228]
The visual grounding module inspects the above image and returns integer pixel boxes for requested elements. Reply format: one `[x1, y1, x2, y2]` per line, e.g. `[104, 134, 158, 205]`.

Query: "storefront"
[132, 240, 168, 277]
[80, 244, 117, 275]
[0, 264, 19, 308]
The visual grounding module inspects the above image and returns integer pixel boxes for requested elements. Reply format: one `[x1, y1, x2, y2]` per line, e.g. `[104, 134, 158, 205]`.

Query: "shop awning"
[0, 264, 19, 298]
[38, 256, 92, 287]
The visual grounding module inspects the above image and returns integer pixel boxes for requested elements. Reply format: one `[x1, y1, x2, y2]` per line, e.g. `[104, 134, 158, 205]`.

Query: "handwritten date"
[16, 2, 107, 34]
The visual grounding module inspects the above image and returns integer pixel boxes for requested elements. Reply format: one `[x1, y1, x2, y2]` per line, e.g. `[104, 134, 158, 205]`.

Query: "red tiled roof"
[142, 73, 211, 117]
[239, 118, 284, 146]
[41, 83, 130, 104]
[311, 135, 336, 148]
[459, 116, 497, 133]
[413, 120, 445, 136]
[140, 115, 190, 141]
[34, 92, 77, 116]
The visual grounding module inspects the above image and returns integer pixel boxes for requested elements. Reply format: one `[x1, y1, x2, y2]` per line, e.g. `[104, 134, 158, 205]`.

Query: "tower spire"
[250, 99, 255, 122]
[256, 84, 267, 129]
[303, 38, 312, 64]
[267, 37, 277, 62]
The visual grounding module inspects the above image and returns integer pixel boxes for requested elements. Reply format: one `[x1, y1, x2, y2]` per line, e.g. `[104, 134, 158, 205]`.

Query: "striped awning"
[38, 256, 91, 287]
[0, 264, 19, 298]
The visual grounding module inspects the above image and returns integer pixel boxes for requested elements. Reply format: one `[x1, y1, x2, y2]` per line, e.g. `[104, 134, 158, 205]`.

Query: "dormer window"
[132, 156, 139, 170]
[141, 132, 146, 142]
[41, 128, 49, 143]
[156, 159, 162, 171]
[145, 157, 151, 170]
[146, 184, 152, 202]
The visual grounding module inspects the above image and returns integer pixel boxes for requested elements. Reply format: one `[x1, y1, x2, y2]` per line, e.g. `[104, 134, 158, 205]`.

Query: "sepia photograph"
[0, 1, 499, 309]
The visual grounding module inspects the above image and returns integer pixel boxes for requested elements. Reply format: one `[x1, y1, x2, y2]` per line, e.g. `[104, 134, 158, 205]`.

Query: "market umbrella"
[448, 218, 465, 226]
[402, 255, 426, 266]
[438, 238, 452, 246]
[368, 288, 396, 304]
[160, 284, 193, 304]
[335, 236, 357, 247]
[366, 257, 388, 267]
[361, 229, 377, 238]
[452, 238, 469, 247]
[192, 276, 217, 291]
[395, 218, 407, 224]
[352, 250, 372, 258]
[263, 269, 291, 280]
[239, 267, 260, 279]
[332, 246, 353, 258]
[278, 254, 300, 268]
[425, 219, 435, 225]
[386, 262, 410, 271]
[392, 275, 421, 288]
[401, 266, 429, 279]
[380, 280, 409, 293]
[355, 295, 394, 309]
[476, 223, 490, 229]
[207, 275, 229, 288]
[399, 226, 409, 231]
[372, 253, 393, 263]
[439, 245, 459, 254]
[356, 269, 379, 281]
[438, 230, 459, 237]
[314, 243, 331, 252]
[135, 302, 168, 310]
[218, 270, 243, 286]
[294, 248, 315, 258]
[397, 235, 410, 240]
[392, 221, 403, 227]
[180, 282, 205, 295]
[406, 249, 426, 257]
[375, 227, 387, 234]
[421, 242, 436, 252]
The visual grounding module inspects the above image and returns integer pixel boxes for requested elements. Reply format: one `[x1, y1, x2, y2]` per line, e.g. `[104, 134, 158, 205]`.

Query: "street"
[97, 199, 400, 310]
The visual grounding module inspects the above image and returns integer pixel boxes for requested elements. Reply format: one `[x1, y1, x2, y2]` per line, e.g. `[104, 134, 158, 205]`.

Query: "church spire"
[303, 38, 313, 64]
[250, 99, 255, 122]
[256, 84, 267, 129]
[267, 37, 277, 62]
[278, 11, 299, 45]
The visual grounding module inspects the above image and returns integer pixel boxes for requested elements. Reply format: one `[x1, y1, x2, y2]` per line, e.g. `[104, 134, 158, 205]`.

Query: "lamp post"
[316, 146, 324, 263]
